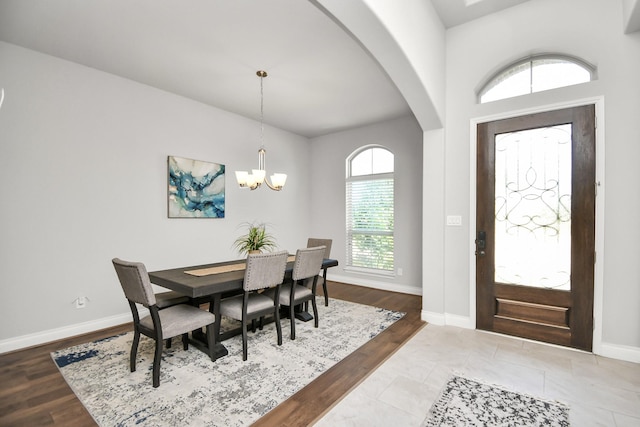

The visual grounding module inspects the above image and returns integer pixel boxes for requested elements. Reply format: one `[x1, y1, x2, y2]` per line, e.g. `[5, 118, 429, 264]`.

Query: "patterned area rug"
[52, 299, 404, 427]
[422, 375, 570, 427]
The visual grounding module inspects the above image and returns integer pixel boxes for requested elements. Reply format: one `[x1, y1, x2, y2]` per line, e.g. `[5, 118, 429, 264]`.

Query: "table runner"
[185, 255, 296, 276]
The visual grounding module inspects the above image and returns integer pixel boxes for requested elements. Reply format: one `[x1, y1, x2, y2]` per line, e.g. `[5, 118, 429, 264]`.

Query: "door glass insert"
[494, 124, 572, 290]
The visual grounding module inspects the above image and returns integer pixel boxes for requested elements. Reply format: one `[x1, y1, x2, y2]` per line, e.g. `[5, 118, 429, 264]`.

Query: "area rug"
[422, 375, 570, 427]
[52, 298, 404, 427]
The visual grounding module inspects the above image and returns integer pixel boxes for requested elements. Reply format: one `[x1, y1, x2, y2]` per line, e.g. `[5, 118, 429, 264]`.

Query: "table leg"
[294, 307, 313, 322]
[209, 294, 228, 359]
[191, 295, 228, 360]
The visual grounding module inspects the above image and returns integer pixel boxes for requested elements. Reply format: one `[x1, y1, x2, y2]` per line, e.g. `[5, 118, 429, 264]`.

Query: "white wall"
[314, 0, 445, 130]
[623, 0, 640, 33]
[442, 0, 640, 356]
[422, 129, 446, 318]
[0, 41, 312, 351]
[309, 115, 423, 295]
[360, 0, 446, 124]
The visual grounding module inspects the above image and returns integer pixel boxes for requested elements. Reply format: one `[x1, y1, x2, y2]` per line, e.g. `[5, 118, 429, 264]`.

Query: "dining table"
[148, 256, 339, 360]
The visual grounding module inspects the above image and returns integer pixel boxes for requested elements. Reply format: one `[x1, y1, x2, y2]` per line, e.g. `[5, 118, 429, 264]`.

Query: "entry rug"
[52, 298, 403, 427]
[422, 375, 570, 427]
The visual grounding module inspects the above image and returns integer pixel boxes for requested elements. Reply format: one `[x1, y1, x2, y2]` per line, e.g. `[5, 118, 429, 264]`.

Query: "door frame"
[468, 96, 605, 354]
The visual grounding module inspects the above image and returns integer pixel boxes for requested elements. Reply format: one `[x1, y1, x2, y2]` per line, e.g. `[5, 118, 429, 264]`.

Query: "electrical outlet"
[75, 296, 87, 309]
[397, 267, 403, 276]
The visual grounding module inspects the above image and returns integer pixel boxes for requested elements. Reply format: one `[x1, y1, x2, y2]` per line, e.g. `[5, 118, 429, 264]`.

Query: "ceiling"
[0, 0, 536, 138]
[430, 0, 530, 28]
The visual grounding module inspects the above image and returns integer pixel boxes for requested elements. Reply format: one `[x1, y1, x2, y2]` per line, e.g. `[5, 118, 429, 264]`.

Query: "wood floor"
[0, 281, 424, 427]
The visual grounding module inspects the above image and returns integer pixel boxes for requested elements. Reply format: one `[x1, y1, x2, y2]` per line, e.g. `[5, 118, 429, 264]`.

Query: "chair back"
[112, 258, 156, 307]
[243, 250, 289, 291]
[293, 246, 326, 281]
[307, 238, 332, 259]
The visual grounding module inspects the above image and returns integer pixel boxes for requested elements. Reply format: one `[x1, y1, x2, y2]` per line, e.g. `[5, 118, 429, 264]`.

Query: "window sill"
[344, 266, 395, 278]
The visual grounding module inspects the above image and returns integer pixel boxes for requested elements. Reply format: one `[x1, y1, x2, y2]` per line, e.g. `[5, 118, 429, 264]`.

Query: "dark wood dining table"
[148, 257, 339, 360]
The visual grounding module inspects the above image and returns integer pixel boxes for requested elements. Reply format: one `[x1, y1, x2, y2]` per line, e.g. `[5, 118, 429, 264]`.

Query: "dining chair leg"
[152, 339, 162, 388]
[275, 304, 283, 346]
[182, 333, 189, 350]
[290, 302, 296, 340]
[241, 323, 248, 361]
[322, 273, 329, 307]
[312, 296, 319, 328]
[130, 330, 140, 372]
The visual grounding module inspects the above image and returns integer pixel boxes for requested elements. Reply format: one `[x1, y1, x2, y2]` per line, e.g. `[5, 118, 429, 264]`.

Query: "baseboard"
[422, 310, 445, 325]
[329, 273, 422, 296]
[0, 312, 133, 354]
[598, 341, 640, 363]
[421, 310, 473, 329]
[443, 313, 473, 329]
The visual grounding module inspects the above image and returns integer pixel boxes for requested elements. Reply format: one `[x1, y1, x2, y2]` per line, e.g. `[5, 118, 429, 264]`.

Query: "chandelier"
[235, 71, 287, 191]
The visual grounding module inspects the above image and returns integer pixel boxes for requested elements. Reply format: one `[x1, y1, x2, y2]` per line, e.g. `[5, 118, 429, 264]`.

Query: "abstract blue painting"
[168, 156, 225, 218]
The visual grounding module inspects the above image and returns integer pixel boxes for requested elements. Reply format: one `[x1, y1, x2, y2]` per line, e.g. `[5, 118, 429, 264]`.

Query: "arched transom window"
[479, 54, 596, 103]
[346, 146, 394, 274]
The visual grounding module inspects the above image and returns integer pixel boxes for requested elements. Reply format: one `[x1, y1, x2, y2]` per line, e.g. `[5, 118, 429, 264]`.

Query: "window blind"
[346, 176, 394, 271]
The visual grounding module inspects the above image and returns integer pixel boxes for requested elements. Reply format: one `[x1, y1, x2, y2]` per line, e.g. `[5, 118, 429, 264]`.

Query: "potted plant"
[233, 222, 278, 255]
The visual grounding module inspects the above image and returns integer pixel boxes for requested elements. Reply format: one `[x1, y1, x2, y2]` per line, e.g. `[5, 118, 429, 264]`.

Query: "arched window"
[346, 146, 394, 274]
[479, 54, 596, 103]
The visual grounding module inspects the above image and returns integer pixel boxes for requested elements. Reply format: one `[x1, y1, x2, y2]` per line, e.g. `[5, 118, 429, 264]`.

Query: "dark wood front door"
[476, 105, 596, 351]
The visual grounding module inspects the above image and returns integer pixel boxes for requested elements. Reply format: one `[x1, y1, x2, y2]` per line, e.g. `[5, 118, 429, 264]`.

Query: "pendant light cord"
[260, 74, 265, 148]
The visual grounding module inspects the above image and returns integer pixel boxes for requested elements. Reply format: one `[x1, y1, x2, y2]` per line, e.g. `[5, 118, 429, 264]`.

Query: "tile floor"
[314, 324, 640, 426]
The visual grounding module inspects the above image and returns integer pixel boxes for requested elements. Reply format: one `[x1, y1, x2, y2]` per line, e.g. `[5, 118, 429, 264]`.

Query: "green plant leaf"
[232, 222, 277, 255]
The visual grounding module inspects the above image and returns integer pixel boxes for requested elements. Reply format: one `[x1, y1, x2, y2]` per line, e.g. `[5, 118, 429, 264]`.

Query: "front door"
[476, 105, 596, 351]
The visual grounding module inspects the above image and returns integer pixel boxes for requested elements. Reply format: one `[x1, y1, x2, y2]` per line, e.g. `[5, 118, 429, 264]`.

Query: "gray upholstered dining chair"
[307, 238, 333, 306]
[219, 250, 289, 361]
[155, 291, 190, 348]
[266, 246, 325, 340]
[112, 258, 216, 388]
